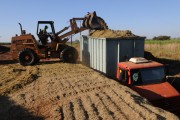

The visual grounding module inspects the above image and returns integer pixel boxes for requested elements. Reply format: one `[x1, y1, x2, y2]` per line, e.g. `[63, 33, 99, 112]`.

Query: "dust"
[90, 29, 139, 38]
[0, 63, 178, 119]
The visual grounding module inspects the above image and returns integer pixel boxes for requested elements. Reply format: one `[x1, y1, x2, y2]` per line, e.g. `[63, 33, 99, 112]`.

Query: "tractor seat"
[38, 34, 49, 45]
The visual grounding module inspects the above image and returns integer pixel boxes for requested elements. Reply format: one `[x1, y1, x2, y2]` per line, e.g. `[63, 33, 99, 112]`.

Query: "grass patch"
[145, 39, 180, 44]
[145, 40, 180, 60]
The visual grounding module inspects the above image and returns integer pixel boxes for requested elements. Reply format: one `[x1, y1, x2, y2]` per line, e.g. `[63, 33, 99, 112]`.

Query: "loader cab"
[37, 21, 56, 45]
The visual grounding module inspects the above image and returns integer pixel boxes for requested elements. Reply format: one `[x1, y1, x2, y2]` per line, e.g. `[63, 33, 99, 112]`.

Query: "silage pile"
[90, 29, 139, 38]
[0, 63, 178, 120]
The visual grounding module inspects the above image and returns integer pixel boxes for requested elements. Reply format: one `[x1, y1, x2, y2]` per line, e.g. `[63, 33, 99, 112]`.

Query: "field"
[145, 39, 180, 61]
[0, 41, 179, 119]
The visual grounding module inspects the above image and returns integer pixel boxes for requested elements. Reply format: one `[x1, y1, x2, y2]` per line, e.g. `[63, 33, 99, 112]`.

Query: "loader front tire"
[18, 48, 37, 66]
[61, 47, 78, 63]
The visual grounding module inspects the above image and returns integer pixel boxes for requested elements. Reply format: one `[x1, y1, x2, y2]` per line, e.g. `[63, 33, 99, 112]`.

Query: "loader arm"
[59, 27, 87, 39]
[58, 18, 88, 39]
[57, 11, 108, 40]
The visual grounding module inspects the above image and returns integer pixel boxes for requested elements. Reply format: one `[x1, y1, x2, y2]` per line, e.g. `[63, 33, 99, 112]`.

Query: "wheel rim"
[25, 55, 31, 61]
[22, 53, 33, 64]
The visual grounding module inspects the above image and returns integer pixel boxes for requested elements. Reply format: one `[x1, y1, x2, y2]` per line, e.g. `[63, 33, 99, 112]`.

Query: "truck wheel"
[61, 47, 78, 63]
[18, 48, 37, 66]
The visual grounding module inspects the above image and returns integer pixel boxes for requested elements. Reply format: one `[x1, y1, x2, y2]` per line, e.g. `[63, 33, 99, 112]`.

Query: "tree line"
[152, 36, 171, 40]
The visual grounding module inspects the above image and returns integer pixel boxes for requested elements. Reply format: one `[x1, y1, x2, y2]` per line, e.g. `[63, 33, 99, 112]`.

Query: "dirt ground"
[90, 29, 138, 38]
[0, 45, 179, 120]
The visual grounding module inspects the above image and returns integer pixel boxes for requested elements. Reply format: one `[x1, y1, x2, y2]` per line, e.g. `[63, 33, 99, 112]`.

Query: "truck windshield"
[131, 67, 165, 85]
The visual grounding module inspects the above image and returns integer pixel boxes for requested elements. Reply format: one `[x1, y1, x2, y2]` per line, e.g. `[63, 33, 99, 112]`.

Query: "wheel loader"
[10, 11, 108, 66]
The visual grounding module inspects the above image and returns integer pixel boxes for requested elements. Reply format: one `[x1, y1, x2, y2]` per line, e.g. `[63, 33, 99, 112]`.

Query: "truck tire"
[18, 48, 37, 66]
[61, 47, 78, 63]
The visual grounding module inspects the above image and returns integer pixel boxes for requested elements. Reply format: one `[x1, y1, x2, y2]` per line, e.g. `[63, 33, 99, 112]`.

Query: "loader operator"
[39, 25, 49, 45]
[43, 25, 48, 34]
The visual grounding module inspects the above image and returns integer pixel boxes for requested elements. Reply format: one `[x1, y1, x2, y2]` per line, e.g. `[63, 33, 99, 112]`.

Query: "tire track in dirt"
[80, 96, 102, 120]
[96, 93, 124, 120]
[89, 93, 114, 119]
[62, 102, 75, 120]
[111, 87, 166, 119]
[72, 98, 89, 120]
[122, 90, 175, 119]
[103, 89, 144, 120]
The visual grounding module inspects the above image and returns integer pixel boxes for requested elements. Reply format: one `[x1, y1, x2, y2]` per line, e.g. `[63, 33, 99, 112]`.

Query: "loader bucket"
[83, 11, 108, 30]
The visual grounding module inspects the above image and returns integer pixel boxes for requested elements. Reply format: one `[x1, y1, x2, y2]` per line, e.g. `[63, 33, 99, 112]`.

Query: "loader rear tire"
[61, 47, 78, 63]
[18, 48, 37, 66]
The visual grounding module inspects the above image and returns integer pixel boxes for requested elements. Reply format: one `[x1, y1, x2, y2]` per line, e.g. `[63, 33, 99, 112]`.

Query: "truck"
[116, 57, 180, 117]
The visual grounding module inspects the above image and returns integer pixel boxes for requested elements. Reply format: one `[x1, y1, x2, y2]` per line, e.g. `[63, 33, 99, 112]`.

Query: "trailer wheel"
[18, 48, 37, 66]
[61, 47, 78, 63]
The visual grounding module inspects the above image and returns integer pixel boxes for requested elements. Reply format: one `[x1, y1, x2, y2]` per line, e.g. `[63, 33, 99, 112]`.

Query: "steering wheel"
[47, 32, 54, 40]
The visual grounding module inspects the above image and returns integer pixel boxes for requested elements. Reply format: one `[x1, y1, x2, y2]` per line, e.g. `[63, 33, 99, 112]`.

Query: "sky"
[0, 0, 180, 42]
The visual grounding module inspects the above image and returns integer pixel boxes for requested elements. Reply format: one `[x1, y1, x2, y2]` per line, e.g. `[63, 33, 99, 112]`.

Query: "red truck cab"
[117, 57, 180, 116]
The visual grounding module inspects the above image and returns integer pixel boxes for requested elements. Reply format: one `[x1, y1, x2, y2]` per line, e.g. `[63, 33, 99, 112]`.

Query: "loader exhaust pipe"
[18, 23, 26, 35]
